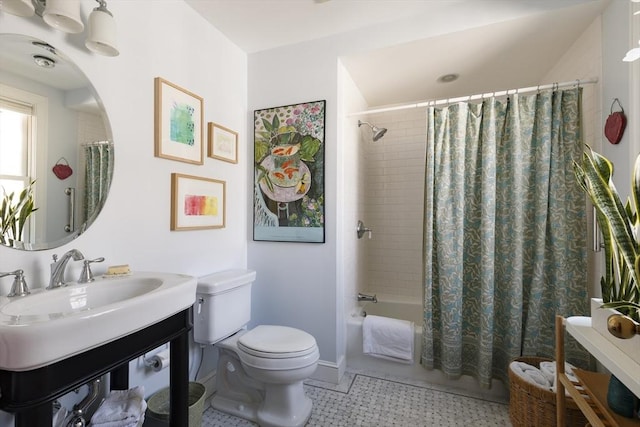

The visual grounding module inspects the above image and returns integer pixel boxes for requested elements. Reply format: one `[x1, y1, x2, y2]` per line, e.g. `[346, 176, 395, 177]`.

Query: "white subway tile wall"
[361, 109, 426, 299]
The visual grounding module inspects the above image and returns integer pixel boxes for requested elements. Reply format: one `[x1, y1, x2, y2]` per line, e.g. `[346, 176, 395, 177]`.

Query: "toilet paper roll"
[146, 349, 170, 372]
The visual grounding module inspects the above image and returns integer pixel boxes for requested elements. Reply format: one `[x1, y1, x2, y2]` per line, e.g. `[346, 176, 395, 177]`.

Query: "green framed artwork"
[253, 100, 325, 243]
[154, 77, 204, 165]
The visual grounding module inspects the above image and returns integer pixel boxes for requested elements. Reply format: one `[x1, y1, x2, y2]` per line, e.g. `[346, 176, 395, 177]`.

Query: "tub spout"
[357, 292, 377, 303]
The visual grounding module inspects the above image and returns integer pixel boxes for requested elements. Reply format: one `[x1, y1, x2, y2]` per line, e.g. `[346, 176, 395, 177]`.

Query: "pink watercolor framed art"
[171, 173, 225, 230]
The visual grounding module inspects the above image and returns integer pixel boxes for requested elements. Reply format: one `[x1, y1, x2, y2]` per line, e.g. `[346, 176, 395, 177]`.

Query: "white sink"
[0, 272, 197, 371]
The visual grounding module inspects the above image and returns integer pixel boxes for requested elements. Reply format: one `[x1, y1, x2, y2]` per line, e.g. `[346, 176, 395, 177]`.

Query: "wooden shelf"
[574, 369, 640, 427]
[556, 316, 640, 427]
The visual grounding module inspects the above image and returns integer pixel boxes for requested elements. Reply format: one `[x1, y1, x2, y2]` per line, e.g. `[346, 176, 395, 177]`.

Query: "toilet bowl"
[193, 270, 319, 427]
[212, 325, 319, 427]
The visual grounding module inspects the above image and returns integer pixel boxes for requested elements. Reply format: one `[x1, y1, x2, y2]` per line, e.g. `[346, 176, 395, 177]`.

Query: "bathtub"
[346, 296, 508, 401]
[347, 298, 423, 377]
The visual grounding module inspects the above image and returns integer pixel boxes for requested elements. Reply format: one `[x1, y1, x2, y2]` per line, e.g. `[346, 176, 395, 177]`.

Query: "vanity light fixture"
[0, 0, 119, 57]
[623, 40, 640, 62]
[625, 0, 640, 62]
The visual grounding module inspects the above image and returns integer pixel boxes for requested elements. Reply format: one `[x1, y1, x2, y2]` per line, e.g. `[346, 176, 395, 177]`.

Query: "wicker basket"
[509, 356, 587, 427]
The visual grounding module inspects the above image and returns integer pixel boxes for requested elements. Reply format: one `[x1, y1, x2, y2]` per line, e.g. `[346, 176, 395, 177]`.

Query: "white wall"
[247, 41, 341, 380]
[601, 1, 634, 198]
[0, 0, 247, 422]
[338, 60, 368, 361]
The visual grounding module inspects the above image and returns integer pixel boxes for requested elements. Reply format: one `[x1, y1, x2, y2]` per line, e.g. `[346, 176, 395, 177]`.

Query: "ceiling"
[185, 0, 610, 108]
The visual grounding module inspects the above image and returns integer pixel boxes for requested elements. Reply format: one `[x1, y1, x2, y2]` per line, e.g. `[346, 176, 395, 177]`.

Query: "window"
[0, 99, 32, 197]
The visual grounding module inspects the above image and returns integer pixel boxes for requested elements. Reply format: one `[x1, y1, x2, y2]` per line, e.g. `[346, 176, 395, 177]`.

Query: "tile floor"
[201, 370, 512, 426]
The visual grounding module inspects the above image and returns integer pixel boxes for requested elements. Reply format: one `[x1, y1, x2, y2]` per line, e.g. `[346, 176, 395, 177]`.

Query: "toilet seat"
[236, 325, 319, 371]
[238, 325, 317, 359]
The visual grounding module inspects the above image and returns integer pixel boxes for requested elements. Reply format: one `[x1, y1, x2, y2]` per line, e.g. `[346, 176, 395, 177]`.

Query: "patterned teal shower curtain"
[84, 142, 113, 223]
[421, 88, 589, 388]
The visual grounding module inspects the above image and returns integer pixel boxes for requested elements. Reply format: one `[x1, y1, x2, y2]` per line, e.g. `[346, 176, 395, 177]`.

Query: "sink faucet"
[0, 269, 30, 297]
[47, 249, 84, 290]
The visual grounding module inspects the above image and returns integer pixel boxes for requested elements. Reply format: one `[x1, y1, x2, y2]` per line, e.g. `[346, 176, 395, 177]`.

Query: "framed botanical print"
[253, 100, 325, 243]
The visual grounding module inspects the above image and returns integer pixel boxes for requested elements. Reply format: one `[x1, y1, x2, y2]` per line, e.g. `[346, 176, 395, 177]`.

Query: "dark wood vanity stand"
[555, 315, 640, 427]
[0, 307, 192, 427]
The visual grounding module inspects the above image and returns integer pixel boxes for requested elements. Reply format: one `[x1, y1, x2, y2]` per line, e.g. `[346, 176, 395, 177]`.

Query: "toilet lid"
[238, 325, 317, 358]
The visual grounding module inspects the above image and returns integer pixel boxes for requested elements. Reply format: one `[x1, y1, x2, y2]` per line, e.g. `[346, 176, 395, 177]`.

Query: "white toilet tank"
[193, 269, 256, 345]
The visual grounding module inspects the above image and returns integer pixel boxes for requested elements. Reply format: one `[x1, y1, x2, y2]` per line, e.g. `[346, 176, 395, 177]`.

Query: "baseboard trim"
[196, 370, 216, 409]
[310, 356, 345, 384]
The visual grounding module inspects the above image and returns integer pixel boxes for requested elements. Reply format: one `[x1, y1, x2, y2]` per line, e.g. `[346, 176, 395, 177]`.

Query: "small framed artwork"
[208, 122, 238, 163]
[171, 173, 226, 230]
[154, 77, 204, 165]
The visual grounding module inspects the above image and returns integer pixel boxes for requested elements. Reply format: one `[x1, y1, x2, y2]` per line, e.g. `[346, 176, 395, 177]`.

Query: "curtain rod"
[348, 77, 598, 117]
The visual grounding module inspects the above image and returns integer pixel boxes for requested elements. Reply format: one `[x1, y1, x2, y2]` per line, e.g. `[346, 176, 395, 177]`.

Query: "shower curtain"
[84, 141, 113, 223]
[421, 88, 589, 388]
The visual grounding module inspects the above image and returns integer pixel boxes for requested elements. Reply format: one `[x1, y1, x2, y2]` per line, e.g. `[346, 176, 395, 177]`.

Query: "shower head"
[358, 120, 387, 142]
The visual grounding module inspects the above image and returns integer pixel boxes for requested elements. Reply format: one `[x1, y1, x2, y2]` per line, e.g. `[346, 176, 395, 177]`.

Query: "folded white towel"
[363, 315, 414, 364]
[509, 361, 551, 389]
[539, 361, 584, 395]
[53, 406, 68, 427]
[539, 361, 578, 386]
[90, 386, 147, 427]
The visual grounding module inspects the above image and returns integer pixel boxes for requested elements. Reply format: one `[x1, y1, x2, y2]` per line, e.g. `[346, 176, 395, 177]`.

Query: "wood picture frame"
[171, 173, 225, 230]
[208, 122, 238, 163]
[154, 77, 204, 165]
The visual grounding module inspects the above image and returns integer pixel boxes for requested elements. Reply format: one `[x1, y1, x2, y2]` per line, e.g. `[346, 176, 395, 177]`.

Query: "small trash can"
[145, 382, 206, 427]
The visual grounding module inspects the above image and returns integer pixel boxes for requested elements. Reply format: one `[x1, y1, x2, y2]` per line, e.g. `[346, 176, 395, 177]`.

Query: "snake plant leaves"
[0, 181, 37, 246]
[575, 146, 640, 321]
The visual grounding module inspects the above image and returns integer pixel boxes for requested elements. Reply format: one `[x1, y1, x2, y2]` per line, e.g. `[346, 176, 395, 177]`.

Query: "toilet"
[193, 269, 319, 427]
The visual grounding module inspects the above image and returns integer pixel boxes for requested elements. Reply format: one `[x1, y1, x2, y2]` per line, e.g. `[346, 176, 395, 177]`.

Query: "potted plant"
[0, 181, 37, 247]
[574, 146, 640, 320]
[574, 147, 640, 417]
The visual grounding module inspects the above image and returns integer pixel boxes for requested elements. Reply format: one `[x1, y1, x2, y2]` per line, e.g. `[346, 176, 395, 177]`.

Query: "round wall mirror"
[0, 33, 114, 251]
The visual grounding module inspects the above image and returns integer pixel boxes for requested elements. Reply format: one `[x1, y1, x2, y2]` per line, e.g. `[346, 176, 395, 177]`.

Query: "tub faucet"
[47, 249, 84, 290]
[357, 292, 377, 303]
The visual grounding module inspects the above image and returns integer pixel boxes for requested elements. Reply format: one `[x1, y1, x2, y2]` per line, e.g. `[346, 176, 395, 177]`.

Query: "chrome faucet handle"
[78, 257, 105, 284]
[0, 269, 30, 297]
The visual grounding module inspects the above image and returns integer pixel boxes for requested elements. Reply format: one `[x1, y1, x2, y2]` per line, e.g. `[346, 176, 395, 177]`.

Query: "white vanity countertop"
[566, 316, 640, 397]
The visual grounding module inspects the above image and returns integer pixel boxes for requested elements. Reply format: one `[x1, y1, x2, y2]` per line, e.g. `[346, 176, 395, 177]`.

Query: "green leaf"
[575, 147, 640, 322]
[299, 136, 321, 162]
[261, 118, 273, 132]
[255, 141, 270, 164]
[256, 165, 273, 193]
[0, 181, 37, 244]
